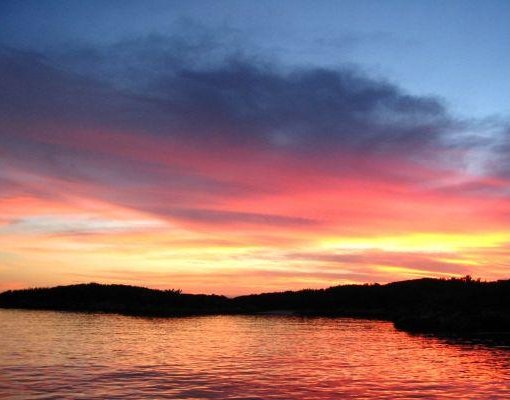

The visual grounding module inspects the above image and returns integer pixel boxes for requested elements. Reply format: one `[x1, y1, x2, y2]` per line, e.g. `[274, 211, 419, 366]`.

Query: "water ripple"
[0, 310, 509, 399]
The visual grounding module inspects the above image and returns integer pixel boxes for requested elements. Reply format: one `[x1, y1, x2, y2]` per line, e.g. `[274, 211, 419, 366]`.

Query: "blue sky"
[1, 0, 509, 119]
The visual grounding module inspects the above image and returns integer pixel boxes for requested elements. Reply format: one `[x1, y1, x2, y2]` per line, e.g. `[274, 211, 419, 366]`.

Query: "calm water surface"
[0, 309, 509, 399]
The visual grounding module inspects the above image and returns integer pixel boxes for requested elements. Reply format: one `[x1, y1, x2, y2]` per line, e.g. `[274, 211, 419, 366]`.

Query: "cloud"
[1, 37, 453, 154]
[282, 249, 473, 275]
[165, 208, 319, 227]
[0, 34, 507, 234]
[490, 125, 510, 179]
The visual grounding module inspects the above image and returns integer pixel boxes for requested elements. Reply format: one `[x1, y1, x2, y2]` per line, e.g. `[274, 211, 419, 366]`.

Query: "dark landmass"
[1, 276, 509, 335]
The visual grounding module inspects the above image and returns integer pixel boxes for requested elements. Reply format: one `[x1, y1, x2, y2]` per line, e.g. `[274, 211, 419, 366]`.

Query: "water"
[0, 309, 509, 399]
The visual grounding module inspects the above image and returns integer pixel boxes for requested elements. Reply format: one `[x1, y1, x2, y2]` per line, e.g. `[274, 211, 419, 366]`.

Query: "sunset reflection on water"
[0, 310, 509, 399]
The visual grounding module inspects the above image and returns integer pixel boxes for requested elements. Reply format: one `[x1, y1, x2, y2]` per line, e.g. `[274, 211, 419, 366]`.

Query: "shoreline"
[1, 277, 509, 337]
[2, 305, 510, 347]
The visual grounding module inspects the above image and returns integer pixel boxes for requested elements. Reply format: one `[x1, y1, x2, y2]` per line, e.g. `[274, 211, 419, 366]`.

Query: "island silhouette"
[1, 276, 509, 335]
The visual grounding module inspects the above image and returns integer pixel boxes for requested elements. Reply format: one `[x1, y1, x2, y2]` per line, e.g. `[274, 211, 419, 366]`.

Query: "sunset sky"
[1, 0, 509, 295]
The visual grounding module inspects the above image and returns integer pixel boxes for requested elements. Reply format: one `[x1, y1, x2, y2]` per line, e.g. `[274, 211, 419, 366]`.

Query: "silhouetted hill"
[1, 277, 509, 334]
[233, 277, 510, 333]
[0, 283, 230, 316]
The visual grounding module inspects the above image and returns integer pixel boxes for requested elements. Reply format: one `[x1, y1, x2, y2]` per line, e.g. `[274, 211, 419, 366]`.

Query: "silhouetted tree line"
[0, 283, 230, 316]
[1, 276, 509, 333]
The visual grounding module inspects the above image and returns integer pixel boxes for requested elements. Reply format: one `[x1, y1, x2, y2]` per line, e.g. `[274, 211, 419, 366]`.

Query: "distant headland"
[1, 276, 509, 335]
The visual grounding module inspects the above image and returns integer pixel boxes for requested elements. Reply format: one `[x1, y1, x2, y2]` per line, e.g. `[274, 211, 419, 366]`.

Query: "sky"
[0, 0, 509, 295]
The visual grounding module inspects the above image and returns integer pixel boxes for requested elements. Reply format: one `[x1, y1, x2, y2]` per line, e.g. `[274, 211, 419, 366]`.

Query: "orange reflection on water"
[0, 310, 509, 399]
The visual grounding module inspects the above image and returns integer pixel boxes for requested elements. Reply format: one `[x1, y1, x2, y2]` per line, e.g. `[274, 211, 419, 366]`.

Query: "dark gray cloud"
[1, 37, 454, 156]
[152, 60, 452, 153]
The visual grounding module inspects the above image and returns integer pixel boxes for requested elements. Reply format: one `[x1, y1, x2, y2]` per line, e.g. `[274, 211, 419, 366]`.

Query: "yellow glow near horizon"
[319, 232, 510, 254]
[1, 189, 508, 295]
